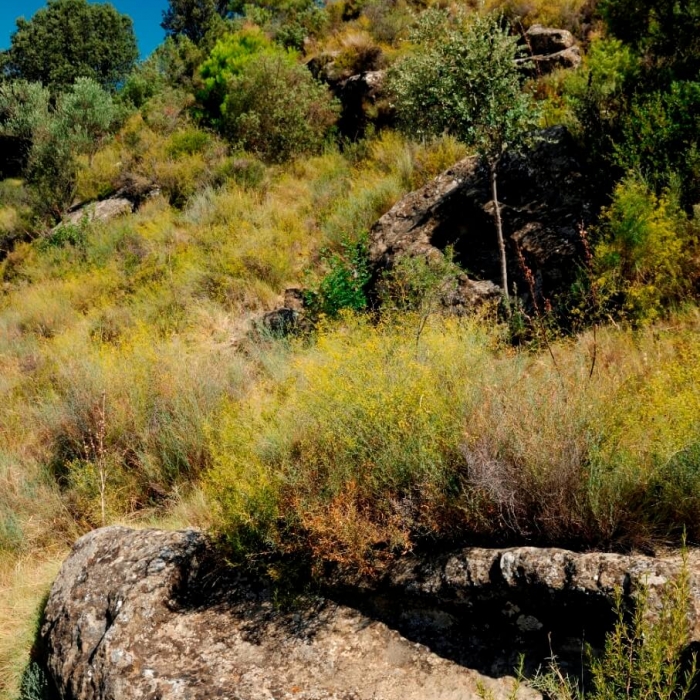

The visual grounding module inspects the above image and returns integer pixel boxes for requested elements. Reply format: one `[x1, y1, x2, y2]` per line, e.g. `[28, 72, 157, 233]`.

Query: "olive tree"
[388, 12, 539, 305]
[221, 53, 340, 163]
[0, 78, 122, 217]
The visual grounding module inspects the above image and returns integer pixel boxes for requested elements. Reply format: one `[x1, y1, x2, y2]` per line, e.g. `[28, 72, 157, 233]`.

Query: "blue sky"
[0, 0, 169, 58]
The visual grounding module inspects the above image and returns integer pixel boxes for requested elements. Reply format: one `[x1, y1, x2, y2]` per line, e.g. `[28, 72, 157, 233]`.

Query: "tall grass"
[0, 553, 63, 700]
[1, 132, 459, 558]
[208, 311, 700, 568]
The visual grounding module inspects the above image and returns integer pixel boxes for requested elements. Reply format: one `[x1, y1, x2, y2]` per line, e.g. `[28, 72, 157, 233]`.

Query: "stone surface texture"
[382, 545, 700, 638]
[61, 198, 134, 227]
[42, 527, 700, 700]
[520, 25, 582, 75]
[41, 527, 537, 700]
[368, 126, 596, 309]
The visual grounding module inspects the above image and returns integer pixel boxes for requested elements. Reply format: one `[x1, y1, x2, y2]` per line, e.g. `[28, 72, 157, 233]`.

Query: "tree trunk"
[490, 160, 510, 308]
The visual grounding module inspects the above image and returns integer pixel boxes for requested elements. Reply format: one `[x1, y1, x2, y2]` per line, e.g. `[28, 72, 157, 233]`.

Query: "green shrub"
[214, 156, 266, 189]
[167, 128, 212, 157]
[529, 551, 697, 700]
[198, 27, 278, 124]
[120, 36, 204, 107]
[615, 82, 700, 205]
[378, 251, 461, 315]
[273, 5, 328, 50]
[306, 236, 371, 317]
[207, 312, 700, 569]
[588, 176, 693, 324]
[649, 444, 700, 540]
[41, 219, 88, 251]
[18, 661, 51, 700]
[219, 54, 339, 162]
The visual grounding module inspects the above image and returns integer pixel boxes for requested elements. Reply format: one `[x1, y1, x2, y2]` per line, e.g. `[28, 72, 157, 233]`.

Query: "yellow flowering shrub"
[591, 176, 693, 324]
[208, 312, 700, 568]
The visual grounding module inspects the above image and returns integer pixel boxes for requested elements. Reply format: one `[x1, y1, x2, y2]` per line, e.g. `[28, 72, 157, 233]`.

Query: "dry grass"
[0, 552, 64, 700]
[0, 132, 459, 565]
[207, 310, 700, 569]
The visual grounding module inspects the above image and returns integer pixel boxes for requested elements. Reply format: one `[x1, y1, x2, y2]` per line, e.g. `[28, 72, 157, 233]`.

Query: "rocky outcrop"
[377, 546, 700, 639]
[40, 527, 700, 699]
[519, 26, 582, 75]
[307, 52, 392, 139]
[60, 197, 134, 228]
[335, 70, 393, 139]
[55, 175, 161, 231]
[368, 126, 597, 310]
[257, 288, 310, 337]
[525, 25, 576, 55]
[40, 527, 536, 700]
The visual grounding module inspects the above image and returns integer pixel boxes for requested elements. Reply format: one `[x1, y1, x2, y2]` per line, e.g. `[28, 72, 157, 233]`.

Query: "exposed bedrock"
[368, 126, 600, 311]
[39, 527, 700, 700]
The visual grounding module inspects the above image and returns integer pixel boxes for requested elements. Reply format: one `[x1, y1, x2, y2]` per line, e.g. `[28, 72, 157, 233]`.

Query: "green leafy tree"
[162, 0, 232, 44]
[121, 36, 204, 107]
[388, 12, 539, 305]
[198, 28, 338, 160]
[1, 0, 138, 92]
[0, 78, 121, 217]
[0, 80, 51, 143]
[59, 77, 124, 160]
[197, 27, 277, 124]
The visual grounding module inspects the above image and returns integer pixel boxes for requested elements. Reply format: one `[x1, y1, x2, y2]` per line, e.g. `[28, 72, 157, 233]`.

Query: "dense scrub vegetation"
[1, 0, 700, 696]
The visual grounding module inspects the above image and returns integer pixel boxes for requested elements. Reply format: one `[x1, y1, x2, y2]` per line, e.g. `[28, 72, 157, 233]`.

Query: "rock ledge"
[40, 527, 700, 699]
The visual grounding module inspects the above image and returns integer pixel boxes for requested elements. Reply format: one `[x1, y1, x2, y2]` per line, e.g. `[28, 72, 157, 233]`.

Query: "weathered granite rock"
[41, 526, 700, 699]
[327, 548, 700, 683]
[256, 288, 311, 337]
[368, 126, 597, 310]
[524, 25, 576, 55]
[519, 26, 582, 76]
[336, 70, 393, 139]
[41, 527, 538, 700]
[525, 46, 582, 75]
[380, 546, 700, 638]
[307, 52, 392, 138]
[60, 198, 134, 228]
[54, 174, 161, 232]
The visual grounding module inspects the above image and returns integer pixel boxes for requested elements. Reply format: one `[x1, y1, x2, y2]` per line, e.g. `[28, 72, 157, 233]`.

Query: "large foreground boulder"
[368, 126, 598, 310]
[40, 527, 700, 699]
[40, 527, 535, 700]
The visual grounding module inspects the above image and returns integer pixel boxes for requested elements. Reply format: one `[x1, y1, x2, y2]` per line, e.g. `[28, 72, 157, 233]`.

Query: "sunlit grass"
[0, 552, 64, 700]
[207, 310, 700, 568]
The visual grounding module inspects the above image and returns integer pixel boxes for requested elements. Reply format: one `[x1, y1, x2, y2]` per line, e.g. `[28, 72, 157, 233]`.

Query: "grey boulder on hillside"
[368, 126, 597, 311]
[39, 527, 700, 700]
[520, 25, 582, 75]
[39, 527, 535, 700]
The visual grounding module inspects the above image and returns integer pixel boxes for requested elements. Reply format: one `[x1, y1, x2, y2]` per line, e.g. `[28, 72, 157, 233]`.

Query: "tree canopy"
[388, 12, 536, 154]
[1, 0, 138, 91]
[162, 0, 232, 44]
[0, 77, 122, 215]
[388, 12, 539, 303]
